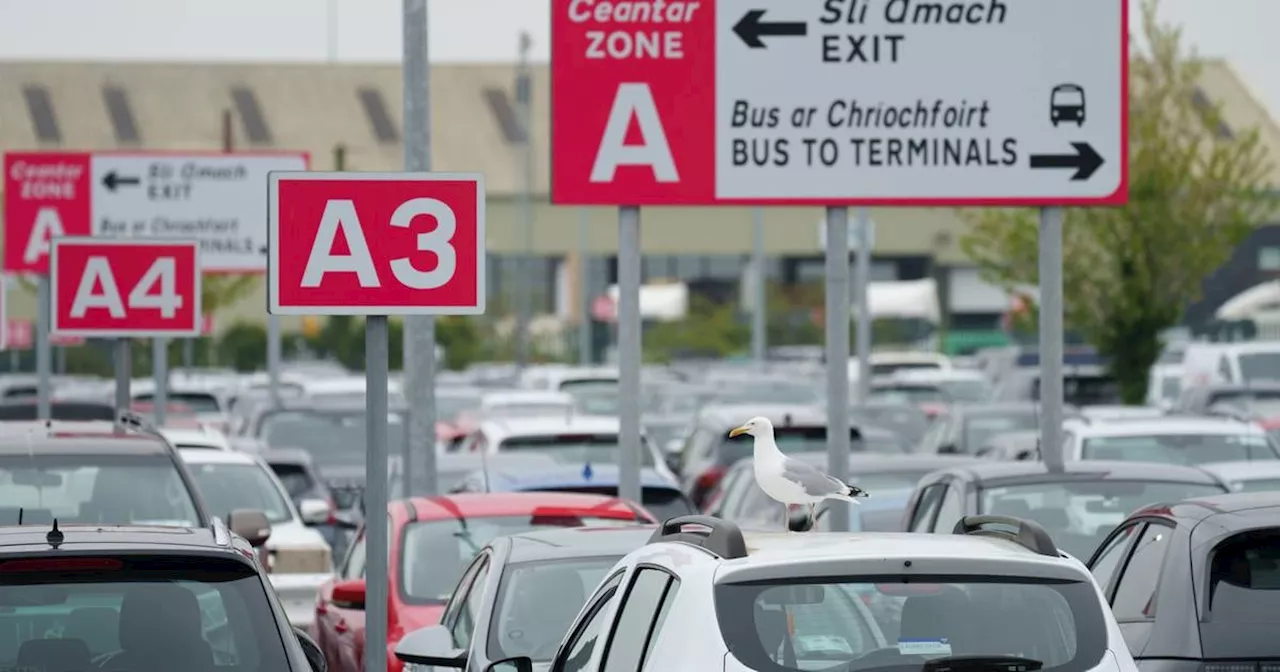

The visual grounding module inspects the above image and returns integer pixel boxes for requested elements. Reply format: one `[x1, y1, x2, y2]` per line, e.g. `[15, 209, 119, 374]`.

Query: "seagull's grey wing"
[780, 457, 849, 497]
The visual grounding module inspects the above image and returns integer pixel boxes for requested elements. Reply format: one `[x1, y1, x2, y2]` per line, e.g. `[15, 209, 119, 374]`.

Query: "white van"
[1181, 341, 1280, 388]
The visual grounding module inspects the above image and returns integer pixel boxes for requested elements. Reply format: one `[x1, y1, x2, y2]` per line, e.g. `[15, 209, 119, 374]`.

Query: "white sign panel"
[91, 153, 308, 272]
[713, 0, 1126, 204]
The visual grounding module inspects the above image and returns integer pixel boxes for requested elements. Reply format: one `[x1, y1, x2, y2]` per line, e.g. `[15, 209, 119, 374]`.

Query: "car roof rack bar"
[116, 410, 164, 439]
[951, 514, 1058, 557]
[648, 514, 747, 559]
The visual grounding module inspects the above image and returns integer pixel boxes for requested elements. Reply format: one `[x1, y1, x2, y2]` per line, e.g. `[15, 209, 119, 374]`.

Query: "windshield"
[535, 486, 694, 522]
[558, 379, 619, 395]
[722, 428, 902, 464]
[0, 557, 289, 667]
[489, 557, 620, 661]
[964, 412, 1038, 451]
[399, 515, 642, 603]
[872, 362, 943, 376]
[870, 387, 949, 405]
[259, 410, 406, 468]
[1238, 353, 1280, 383]
[498, 435, 655, 468]
[1081, 433, 1278, 465]
[1202, 532, 1280, 658]
[186, 463, 292, 524]
[574, 393, 622, 416]
[981, 480, 1226, 560]
[135, 392, 222, 414]
[937, 380, 992, 403]
[714, 576, 1105, 672]
[270, 464, 319, 499]
[1053, 89, 1084, 105]
[0, 454, 200, 527]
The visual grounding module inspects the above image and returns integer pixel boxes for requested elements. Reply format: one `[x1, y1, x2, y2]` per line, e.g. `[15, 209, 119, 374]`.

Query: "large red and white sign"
[268, 172, 486, 316]
[51, 238, 202, 337]
[551, 0, 1128, 206]
[4, 150, 307, 274]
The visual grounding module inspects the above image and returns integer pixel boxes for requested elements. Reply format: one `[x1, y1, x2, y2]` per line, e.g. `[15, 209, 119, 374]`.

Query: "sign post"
[50, 238, 201, 422]
[269, 171, 485, 672]
[551, 0, 1128, 524]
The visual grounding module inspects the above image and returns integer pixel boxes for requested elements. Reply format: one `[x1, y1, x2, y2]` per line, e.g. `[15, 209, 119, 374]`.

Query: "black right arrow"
[102, 171, 142, 192]
[733, 10, 808, 49]
[1029, 142, 1104, 181]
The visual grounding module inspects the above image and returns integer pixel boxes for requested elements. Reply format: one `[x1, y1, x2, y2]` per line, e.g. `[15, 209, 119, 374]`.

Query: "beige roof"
[1197, 60, 1280, 186]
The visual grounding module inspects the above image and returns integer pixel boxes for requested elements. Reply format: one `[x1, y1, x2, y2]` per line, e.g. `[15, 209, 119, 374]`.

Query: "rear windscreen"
[1032, 375, 1120, 406]
[0, 556, 289, 668]
[533, 486, 694, 522]
[1202, 531, 1280, 658]
[135, 392, 221, 415]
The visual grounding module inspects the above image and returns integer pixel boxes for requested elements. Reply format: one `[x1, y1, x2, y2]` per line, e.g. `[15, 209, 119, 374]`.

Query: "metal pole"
[1038, 207, 1065, 472]
[152, 338, 168, 425]
[513, 39, 534, 373]
[751, 208, 767, 367]
[114, 339, 131, 421]
[267, 315, 282, 408]
[362, 316, 390, 672]
[824, 207, 852, 532]
[36, 276, 51, 420]
[403, 0, 438, 497]
[617, 206, 642, 505]
[854, 208, 872, 404]
[578, 208, 592, 366]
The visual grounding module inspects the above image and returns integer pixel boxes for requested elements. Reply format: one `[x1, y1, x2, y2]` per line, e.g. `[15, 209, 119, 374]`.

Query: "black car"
[902, 460, 1231, 560]
[0, 518, 324, 672]
[394, 525, 655, 671]
[1087, 492, 1280, 671]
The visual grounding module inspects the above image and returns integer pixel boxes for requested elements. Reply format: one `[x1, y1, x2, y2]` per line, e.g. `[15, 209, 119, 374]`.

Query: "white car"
[1061, 416, 1279, 464]
[1198, 460, 1280, 493]
[400, 515, 1138, 672]
[479, 389, 576, 419]
[459, 415, 677, 483]
[178, 448, 334, 627]
[161, 425, 234, 451]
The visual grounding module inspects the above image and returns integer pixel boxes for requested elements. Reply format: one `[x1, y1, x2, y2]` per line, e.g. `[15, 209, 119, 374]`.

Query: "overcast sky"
[0, 0, 1276, 115]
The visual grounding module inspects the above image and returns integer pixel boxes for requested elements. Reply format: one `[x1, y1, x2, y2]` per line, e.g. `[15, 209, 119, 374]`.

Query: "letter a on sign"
[590, 84, 679, 184]
[69, 257, 126, 318]
[24, 207, 66, 266]
[302, 199, 381, 287]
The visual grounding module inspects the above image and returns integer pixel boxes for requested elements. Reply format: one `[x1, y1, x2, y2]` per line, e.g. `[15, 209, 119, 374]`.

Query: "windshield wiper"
[923, 655, 1043, 672]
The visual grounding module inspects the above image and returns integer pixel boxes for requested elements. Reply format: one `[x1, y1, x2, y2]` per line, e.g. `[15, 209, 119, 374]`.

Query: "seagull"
[729, 416, 869, 531]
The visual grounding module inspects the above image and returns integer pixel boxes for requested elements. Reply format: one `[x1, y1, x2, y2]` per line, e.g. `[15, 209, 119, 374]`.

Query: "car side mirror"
[227, 509, 271, 546]
[331, 579, 367, 610]
[484, 656, 534, 672]
[298, 498, 330, 525]
[294, 626, 327, 672]
[395, 624, 467, 668]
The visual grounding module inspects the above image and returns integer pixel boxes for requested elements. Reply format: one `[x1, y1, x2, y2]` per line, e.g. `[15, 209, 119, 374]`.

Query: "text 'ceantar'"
[567, 0, 701, 60]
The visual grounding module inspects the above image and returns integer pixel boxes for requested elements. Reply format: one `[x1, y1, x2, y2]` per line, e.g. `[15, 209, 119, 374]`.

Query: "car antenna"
[46, 519, 63, 549]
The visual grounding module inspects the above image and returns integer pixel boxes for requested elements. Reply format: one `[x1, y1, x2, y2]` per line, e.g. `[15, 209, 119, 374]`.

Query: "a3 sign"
[267, 172, 486, 316]
[50, 238, 202, 338]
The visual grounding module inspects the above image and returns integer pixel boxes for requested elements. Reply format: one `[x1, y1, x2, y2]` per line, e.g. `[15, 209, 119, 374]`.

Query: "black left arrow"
[102, 171, 141, 192]
[1029, 142, 1104, 181]
[733, 9, 807, 49]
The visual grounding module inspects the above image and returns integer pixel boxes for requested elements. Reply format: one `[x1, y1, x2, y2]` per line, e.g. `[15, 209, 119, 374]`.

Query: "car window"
[1081, 433, 1277, 465]
[933, 485, 964, 533]
[560, 573, 624, 672]
[451, 557, 490, 649]
[1089, 524, 1139, 591]
[963, 413, 1038, 452]
[489, 557, 620, 662]
[0, 556, 289, 668]
[343, 533, 365, 580]
[908, 485, 945, 532]
[268, 463, 317, 499]
[603, 569, 677, 672]
[258, 410, 407, 469]
[716, 576, 1101, 672]
[0, 454, 201, 527]
[642, 575, 678, 668]
[441, 554, 487, 632]
[186, 462, 293, 524]
[1111, 523, 1171, 620]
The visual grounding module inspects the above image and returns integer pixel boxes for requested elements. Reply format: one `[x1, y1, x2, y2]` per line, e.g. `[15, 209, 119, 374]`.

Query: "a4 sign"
[51, 238, 202, 337]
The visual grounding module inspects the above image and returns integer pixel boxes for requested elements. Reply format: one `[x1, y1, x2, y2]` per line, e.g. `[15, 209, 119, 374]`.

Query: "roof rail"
[211, 516, 232, 547]
[951, 514, 1058, 557]
[648, 515, 747, 559]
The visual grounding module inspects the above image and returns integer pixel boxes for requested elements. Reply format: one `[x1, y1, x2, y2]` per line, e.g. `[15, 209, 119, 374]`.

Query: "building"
[1, 59, 1277, 339]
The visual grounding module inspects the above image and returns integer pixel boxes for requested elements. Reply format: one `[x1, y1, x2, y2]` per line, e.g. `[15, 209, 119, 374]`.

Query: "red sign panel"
[3, 153, 93, 274]
[268, 172, 486, 315]
[51, 238, 202, 337]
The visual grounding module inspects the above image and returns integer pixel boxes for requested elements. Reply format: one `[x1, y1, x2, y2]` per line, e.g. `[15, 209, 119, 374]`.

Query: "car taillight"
[696, 466, 726, 491]
[1, 557, 122, 572]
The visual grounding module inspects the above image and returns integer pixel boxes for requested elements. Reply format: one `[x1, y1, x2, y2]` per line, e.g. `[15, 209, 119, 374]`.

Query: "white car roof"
[1198, 460, 1280, 482]
[178, 448, 258, 465]
[480, 415, 624, 442]
[891, 368, 987, 382]
[161, 428, 232, 451]
[1073, 416, 1263, 437]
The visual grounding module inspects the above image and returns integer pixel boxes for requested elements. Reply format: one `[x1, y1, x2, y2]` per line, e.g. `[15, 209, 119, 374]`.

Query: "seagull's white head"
[729, 416, 773, 439]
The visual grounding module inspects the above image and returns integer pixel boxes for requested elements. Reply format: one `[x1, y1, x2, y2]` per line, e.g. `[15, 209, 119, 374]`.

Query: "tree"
[959, 0, 1275, 403]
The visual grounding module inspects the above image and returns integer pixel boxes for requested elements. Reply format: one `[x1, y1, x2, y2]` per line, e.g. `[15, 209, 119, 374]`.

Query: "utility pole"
[513, 33, 534, 372]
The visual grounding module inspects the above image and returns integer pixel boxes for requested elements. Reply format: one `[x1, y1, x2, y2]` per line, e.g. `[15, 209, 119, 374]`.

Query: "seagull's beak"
[728, 425, 750, 438]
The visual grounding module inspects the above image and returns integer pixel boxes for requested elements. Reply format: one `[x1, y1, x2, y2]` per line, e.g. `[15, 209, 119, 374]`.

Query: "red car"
[311, 492, 655, 672]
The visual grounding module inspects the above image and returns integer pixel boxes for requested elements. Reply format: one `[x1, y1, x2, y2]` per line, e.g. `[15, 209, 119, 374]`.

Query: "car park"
[131, 381, 231, 430]
[475, 515, 1136, 672]
[180, 448, 335, 627]
[313, 492, 655, 672]
[708, 453, 983, 532]
[394, 526, 655, 672]
[457, 416, 677, 483]
[1061, 415, 1280, 464]
[902, 460, 1231, 560]
[1086, 492, 1280, 669]
[0, 517, 325, 672]
[450, 463, 697, 521]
